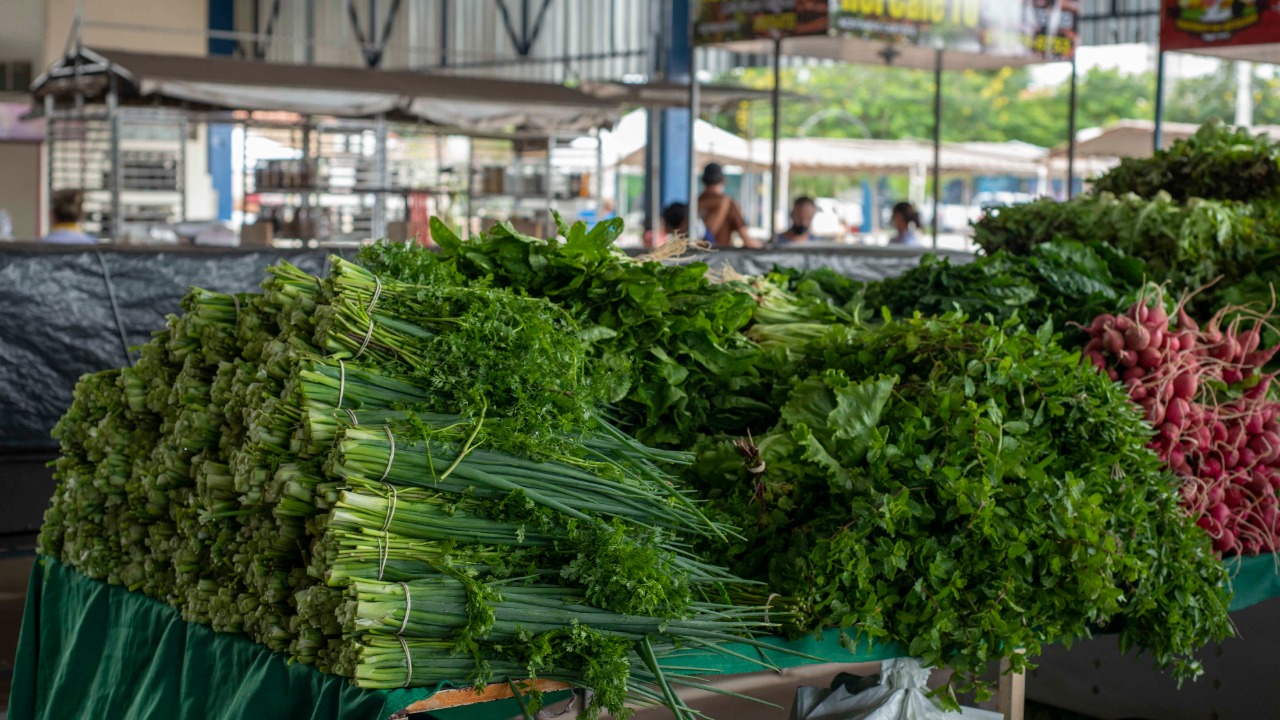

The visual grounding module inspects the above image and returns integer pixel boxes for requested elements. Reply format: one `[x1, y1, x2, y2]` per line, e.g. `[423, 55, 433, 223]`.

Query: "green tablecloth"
[5, 559, 897, 720]
[1226, 554, 1280, 612]
[10, 555, 1278, 719]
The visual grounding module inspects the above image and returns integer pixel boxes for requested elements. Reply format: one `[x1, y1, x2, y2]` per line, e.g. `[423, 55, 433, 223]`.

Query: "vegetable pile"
[39, 253, 782, 719]
[1082, 289, 1280, 556]
[690, 314, 1232, 702]
[972, 124, 1280, 330]
[39, 202, 1252, 712]
[856, 241, 1146, 344]
[1092, 121, 1280, 202]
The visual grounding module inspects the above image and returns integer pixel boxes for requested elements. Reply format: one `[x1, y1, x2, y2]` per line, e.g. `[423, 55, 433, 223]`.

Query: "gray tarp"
[0, 244, 969, 451]
[0, 246, 350, 451]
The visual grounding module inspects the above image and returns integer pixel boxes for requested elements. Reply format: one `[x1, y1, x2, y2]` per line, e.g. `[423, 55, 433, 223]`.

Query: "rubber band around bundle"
[336, 359, 346, 409]
[764, 592, 780, 626]
[377, 534, 389, 581]
[231, 293, 241, 319]
[398, 634, 413, 688]
[380, 426, 396, 483]
[398, 581, 412, 635]
[381, 480, 398, 534]
[344, 408, 359, 425]
[354, 275, 383, 359]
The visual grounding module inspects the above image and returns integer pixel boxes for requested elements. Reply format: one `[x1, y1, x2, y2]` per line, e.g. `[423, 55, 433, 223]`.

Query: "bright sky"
[1030, 43, 1236, 88]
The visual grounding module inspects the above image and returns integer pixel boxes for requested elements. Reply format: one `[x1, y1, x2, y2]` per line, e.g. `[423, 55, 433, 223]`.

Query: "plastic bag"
[790, 658, 1002, 720]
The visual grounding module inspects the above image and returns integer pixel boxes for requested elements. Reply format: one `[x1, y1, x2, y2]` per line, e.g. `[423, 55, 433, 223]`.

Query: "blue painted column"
[208, 0, 235, 222]
[642, 0, 692, 225]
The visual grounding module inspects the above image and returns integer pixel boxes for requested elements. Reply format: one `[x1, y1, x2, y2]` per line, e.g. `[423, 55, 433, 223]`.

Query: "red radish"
[1209, 503, 1231, 525]
[1225, 486, 1245, 507]
[1172, 372, 1198, 400]
[1147, 303, 1169, 328]
[1125, 323, 1151, 352]
[1240, 447, 1260, 469]
[1123, 366, 1145, 383]
[1166, 398, 1190, 428]
[1103, 329, 1125, 354]
[1106, 368, 1119, 382]
[1090, 314, 1114, 334]
[1243, 344, 1280, 370]
[1208, 485, 1226, 506]
[1115, 315, 1134, 332]
[1138, 347, 1163, 369]
[1178, 305, 1199, 332]
[1214, 529, 1237, 554]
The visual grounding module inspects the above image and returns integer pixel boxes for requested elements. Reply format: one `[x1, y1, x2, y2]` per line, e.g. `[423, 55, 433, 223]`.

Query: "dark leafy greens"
[690, 314, 1232, 705]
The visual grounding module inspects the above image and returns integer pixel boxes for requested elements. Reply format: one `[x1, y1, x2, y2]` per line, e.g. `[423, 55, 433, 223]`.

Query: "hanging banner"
[693, 0, 831, 45]
[831, 0, 1078, 60]
[1161, 1, 1280, 52]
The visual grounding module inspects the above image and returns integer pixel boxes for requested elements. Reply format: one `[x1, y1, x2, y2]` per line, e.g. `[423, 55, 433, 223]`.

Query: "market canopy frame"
[30, 47, 620, 135]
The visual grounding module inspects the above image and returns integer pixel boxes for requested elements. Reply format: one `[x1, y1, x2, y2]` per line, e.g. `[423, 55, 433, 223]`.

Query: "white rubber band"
[398, 634, 413, 688]
[764, 592, 780, 626]
[336, 359, 347, 409]
[379, 426, 396, 483]
[231, 293, 241, 319]
[344, 408, 359, 425]
[381, 480, 398, 534]
[398, 581, 412, 635]
[354, 276, 383, 359]
[377, 534, 389, 581]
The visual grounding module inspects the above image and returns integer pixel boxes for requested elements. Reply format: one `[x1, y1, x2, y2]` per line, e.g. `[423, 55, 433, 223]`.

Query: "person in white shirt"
[889, 201, 923, 247]
[42, 190, 95, 244]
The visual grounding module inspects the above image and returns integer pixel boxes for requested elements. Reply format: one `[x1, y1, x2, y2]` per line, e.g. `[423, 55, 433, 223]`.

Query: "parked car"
[970, 192, 1036, 223]
[809, 198, 864, 241]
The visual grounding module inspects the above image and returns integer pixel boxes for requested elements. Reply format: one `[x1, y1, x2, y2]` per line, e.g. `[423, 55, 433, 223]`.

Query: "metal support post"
[108, 91, 122, 242]
[769, 36, 782, 247]
[1153, 50, 1166, 153]
[931, 48, 943, 249]
[688, 44, 701, 240]
[545, 135, 554, 234]
[373, 115, 388, 239]
[1066, 52, 1078, 199]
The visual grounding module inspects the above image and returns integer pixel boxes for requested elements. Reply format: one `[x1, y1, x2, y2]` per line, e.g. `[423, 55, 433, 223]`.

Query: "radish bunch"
[1082, 289, 1280, 556]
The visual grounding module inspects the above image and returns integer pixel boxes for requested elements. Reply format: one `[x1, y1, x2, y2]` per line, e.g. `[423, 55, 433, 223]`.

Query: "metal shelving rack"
[47, 108, 188, 240]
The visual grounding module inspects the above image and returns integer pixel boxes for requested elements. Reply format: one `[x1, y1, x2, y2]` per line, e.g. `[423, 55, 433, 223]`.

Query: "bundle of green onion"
[37, 253, 782, 719]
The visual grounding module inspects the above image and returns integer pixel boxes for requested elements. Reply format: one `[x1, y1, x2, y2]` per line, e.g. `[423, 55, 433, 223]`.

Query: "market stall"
[28, 47, 619, 244]
[1154, 0, 1280, 149]
[693, 0, 1078, 246]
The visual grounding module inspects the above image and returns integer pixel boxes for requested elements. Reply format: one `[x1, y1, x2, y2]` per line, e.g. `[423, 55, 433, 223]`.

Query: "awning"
[757, 137, 1049, 175]
[1050, 120, 1280, 159]
[31, 48, 619, 134]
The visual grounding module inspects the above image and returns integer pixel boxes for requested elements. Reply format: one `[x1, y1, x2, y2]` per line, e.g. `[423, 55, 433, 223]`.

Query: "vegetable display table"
[13, 556, 1274, 720]
[6, 559, 900, 720]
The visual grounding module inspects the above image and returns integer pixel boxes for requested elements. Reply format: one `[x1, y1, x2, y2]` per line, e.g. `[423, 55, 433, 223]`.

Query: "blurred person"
[777, 196, 817, 245]
[697, 163, 760, 249]
[42, 190, 95, 244]
[643, 202, 688, 249]
[889, 201, 923, 247]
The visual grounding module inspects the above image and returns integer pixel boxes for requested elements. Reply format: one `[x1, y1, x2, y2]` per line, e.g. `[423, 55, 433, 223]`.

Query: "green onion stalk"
[328, 425, 724, 538]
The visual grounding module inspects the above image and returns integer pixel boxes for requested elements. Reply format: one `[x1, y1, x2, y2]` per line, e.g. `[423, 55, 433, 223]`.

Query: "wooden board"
[392, 679, 574, 716]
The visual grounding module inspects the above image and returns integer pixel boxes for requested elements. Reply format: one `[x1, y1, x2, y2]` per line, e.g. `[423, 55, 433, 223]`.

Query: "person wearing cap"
[696, 163, 760, 249]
